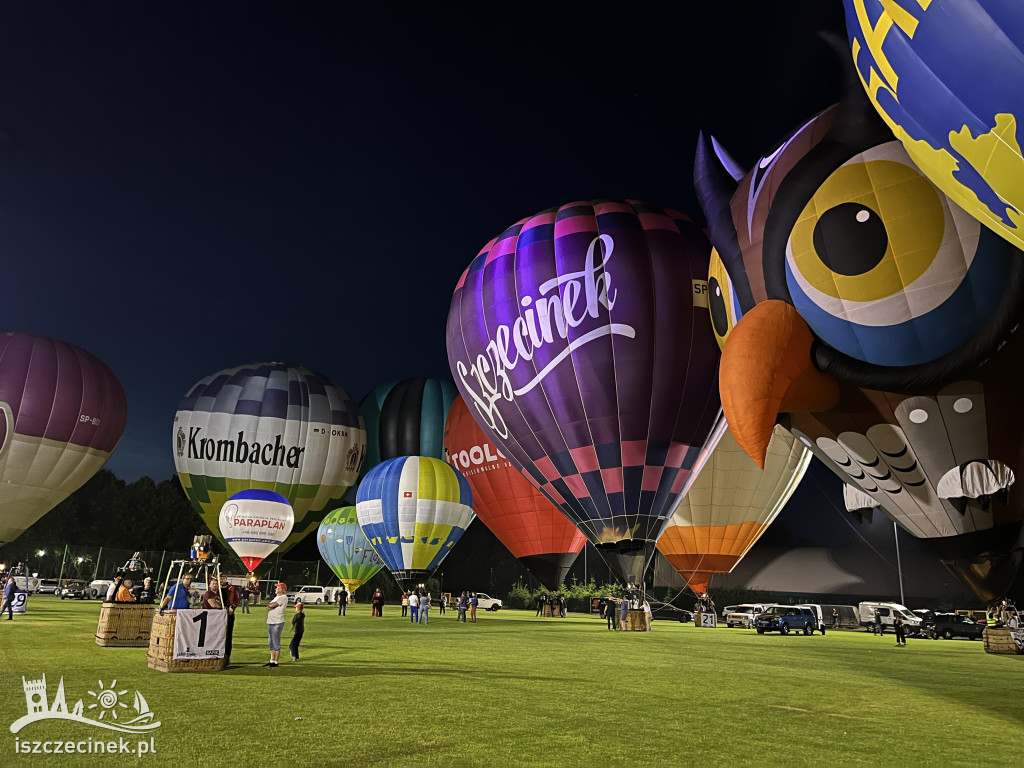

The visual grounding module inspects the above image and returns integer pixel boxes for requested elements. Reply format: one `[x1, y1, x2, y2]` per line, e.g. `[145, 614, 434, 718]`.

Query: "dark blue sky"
[0, 3, 848, 484]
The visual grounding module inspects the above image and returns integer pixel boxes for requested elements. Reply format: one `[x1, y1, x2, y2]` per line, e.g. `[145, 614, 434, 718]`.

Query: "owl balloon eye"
[708, 248, 742, 350]
[784, 141, 1013, 367]
[811, 203, 888, 277]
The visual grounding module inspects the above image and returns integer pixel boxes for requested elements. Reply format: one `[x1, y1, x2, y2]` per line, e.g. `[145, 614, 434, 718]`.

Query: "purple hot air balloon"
[0, 330, 127, 545]
[446, 200, 722, 584]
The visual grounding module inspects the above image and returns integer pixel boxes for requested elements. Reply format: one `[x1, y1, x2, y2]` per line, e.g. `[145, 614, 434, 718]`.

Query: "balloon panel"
[356, 456, 474, 579]
[657, 421, 811, 590]
[173, 362, 366, 554]
[446, 200, 721, 583]
[359, 378, 457, 479]
[316, 506, 385, 585]
[0, 331, 127, 545]
[844, 0, 1024, 251]
[444, 395, 586, 561]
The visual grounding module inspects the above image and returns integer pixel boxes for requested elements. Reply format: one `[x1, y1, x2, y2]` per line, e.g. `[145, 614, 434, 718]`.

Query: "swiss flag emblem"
[403, 491, 412, 498]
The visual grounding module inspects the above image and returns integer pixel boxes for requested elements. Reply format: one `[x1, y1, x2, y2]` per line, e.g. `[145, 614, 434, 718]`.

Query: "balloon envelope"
[173, 362, 365, 554]
[444, 394, 586, 589]
[356, 456, 474, 589]
[218, 489, 295, 571]
[657, 418, 812, 596]
[317, 506, 385, 594]
[844, 0, 1024, 251]
[359, 378, 457, 479]
[446, 200, 721, 584]
[0, 331, 127, 545]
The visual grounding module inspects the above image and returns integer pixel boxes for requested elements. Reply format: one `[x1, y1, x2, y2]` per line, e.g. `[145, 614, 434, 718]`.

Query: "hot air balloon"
[843, 0, 1024, 251]
[444, 394, 586, 589]
[359, 378, 457, 478]
[355, 456, 474, 589]
[694, 58, 1024, 604]
[218, 489, 294, 571]
[317, 506, 385, 595]
[173, 362, 366, 554]
[0, 331, 127, 545]
[656, 416, 812, 597]
[446, 200, 722, 585]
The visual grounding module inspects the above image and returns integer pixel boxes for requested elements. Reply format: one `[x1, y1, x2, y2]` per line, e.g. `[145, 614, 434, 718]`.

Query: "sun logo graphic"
[10, 674, 161, 735]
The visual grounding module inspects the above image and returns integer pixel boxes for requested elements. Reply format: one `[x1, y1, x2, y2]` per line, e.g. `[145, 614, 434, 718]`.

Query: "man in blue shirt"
[158, 573, 194, 614]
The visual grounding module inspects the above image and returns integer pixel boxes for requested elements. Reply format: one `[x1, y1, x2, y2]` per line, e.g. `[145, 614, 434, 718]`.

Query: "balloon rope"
[805, 470, 897, 571]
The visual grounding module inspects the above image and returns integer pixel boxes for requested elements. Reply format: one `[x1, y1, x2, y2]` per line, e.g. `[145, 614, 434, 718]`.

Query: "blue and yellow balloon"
[355, 456, 474, 589]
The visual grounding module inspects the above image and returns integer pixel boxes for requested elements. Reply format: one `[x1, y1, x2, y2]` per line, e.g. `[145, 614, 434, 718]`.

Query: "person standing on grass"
[371, 588, 384, 617]
[470, 592, 478, 623]
[457, 592, 469, 623]
[893, 616, 906, 646]
[337, 587, 349, 616]
[642, 600, 653, 631]
[419, 592, 431, 625]
[619, 595, 629, 630]
[832, 608, 839, 629]
[1, 576, 16, 620]
[264, 582, 288, 667]
[410, 591, 419, 623]
[438, 593, 446, 616]
[401, 591, 409, 618]
[240, 586, 251, 614]
[536, 594, 545, 617]
[290, 603, 305, 661]
[220, 577, 239, 665]
[874, 608, 883, 635]
[603, 599, 615, 630]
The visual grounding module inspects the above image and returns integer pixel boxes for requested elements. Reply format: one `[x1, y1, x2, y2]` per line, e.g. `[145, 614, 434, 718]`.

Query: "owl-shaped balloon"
[694, 64, 1024, 605]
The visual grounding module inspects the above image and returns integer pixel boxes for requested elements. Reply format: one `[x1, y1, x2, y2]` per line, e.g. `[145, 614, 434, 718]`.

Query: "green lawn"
[0, 596, 1021, 767]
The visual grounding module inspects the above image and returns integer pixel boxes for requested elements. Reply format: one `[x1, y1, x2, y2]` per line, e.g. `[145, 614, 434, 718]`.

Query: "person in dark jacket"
[337, 587, 349, 616]
[371, 588, 384, 617]
[893, 616, 907, 646]
[290, 603, 306, 661]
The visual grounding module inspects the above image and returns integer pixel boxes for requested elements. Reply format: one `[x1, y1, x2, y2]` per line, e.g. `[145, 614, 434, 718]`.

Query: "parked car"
[61, 580, 92, 600]
[725, 604, 770, 628]
[475, 592, 502, 611]
[755, 605, 817, 635]
[926, 613, 985, 640]
[89, 579, 112, 599]
[287, 585, 329, 604]
[36, 579, 60, 595]
[648, 601, 692, 623]
[858, 602, 924, 634]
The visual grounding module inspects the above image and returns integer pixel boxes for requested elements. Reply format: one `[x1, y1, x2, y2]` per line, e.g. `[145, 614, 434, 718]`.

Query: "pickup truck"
[754, 605, 818, 635]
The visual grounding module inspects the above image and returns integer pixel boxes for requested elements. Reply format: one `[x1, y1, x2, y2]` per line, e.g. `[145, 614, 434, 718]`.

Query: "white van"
[287, 585, 329, 604]
[858, 601, 923, 634]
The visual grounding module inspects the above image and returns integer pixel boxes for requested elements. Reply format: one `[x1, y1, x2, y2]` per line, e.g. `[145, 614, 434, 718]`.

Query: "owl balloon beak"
[720, 300, 839, 468]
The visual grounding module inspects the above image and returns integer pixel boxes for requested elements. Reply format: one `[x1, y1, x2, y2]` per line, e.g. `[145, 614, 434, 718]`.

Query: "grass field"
[0, 596, 1021, 767]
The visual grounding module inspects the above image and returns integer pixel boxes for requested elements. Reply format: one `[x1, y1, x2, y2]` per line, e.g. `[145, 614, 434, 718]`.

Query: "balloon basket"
[147, 612, 227, 673]
[624, 609, 649, 631]
[540, 604, 560, 618]
[96, 602, 155, 647]
[983, 627, 1024, 655]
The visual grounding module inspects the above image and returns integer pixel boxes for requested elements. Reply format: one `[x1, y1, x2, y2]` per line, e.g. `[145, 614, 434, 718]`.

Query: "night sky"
[0, 4, 916, 563]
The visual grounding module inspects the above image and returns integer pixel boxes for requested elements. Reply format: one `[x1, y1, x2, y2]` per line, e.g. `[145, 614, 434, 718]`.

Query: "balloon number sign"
[219, 489, 295, 571]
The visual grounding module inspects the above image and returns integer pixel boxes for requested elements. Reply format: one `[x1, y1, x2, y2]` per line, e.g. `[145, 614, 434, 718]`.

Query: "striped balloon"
[657, 419, 812, 596]
[317, 506, 385, 595]
[355, 456, 474, 589]
[0, 331, 127, 545]
[173, 362, 366, 554]
[359, 378, 457, 479]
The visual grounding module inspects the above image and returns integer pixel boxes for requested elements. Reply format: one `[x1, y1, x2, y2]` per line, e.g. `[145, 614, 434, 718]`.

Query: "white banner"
[172, 609, 227, 660]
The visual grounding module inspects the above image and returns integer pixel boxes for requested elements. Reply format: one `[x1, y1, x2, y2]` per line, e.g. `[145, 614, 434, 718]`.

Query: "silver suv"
[725, 604, 770, 628]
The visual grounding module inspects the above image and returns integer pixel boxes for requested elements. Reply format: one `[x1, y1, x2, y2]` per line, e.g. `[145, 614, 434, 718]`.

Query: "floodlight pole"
[894, 521, 905, 606]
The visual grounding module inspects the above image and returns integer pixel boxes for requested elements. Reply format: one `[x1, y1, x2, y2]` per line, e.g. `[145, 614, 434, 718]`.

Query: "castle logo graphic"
[10, 674, 162, 735]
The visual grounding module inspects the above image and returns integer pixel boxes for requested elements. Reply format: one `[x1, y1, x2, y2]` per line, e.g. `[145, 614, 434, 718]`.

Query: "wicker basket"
[983, 627, 1024, 655]
[95, 602, 156, 647]
[625, 609, 649, 631]
[146, 611, 227, 673]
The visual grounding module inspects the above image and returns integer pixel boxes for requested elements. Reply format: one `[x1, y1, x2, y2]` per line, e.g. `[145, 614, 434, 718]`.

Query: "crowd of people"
[535, 593, 567, 617]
